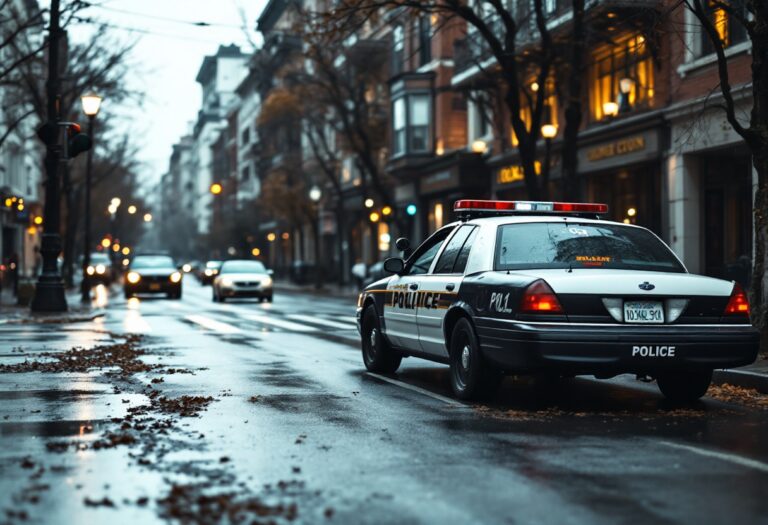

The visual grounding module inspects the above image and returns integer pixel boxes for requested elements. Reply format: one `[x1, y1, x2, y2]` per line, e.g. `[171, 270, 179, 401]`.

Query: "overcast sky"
[67, 0, 268, 191]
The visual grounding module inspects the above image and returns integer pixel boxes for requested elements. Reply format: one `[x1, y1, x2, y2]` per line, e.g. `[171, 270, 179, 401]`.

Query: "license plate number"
[624, 301, 664, 323]
[149, 283, 161, 291]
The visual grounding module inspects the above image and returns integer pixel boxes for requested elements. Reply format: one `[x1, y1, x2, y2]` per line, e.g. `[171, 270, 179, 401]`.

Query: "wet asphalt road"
[1, 280, 767, 524]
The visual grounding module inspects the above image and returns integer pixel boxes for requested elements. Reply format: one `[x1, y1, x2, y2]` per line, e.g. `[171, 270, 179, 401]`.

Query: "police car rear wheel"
[361, 306, 401, 373]
[449, 318, 502, 401]
[656, 369, 712, 402]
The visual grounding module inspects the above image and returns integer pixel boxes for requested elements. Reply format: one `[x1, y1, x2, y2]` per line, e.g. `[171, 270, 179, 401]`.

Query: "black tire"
[124, 291, 132, 300]
[449, 318, 502, 401]
[219, 295, 226, 303]
[212, 290, 218, 302]
[656, 369, 713, 402]
[264, 295, 273, 303]
[361, 306, 401, 373]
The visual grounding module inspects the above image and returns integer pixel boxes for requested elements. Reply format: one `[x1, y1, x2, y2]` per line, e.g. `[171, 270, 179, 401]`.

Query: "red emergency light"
[453, 200, 608, 217]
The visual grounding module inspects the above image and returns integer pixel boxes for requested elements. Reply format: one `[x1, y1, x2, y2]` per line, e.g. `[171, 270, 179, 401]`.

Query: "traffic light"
[66, 123, 92, 159]
[406, 204, 417, 216]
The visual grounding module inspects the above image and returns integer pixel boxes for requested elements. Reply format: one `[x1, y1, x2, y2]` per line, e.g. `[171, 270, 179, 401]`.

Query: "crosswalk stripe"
[185, 314, 242, 334]
[286, 314, 357, 330]
[241, 313, 317, 332]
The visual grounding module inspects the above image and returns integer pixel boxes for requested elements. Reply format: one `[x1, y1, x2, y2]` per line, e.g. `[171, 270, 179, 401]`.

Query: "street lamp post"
[31, 0, 66, 312]
[80, 93, 102, 302]
[309, 185, 322, 288]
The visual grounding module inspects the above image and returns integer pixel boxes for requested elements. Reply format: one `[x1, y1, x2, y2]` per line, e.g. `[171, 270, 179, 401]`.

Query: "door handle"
[445, 284, 455, 291]
[409, 283, 419, 290]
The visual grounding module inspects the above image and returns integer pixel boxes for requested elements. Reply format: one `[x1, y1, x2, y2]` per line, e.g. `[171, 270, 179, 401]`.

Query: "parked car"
[356, 199, 759, 402]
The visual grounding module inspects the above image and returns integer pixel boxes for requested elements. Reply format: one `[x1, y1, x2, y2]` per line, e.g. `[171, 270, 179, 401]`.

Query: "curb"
[713, 368, 768, 394]
[0, 309, 106, 325]
[273, 284, 359, 301]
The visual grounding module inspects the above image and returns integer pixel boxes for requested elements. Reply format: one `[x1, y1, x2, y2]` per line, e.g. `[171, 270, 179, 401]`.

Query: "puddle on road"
[0, 419, 104, 438]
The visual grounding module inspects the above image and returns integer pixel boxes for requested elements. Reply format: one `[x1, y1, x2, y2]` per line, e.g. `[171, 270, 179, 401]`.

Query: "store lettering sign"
[586, 136, 646, 162]
[497, 161, 541, 184]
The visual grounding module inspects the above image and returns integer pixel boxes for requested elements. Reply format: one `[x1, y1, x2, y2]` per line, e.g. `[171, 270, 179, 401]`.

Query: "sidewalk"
[0, 287, 106, 324]
[273, 279, 360, 301]
[713, 357, 768, 393]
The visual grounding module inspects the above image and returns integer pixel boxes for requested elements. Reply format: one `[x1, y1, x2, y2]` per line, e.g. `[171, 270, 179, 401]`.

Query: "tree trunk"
[335, 204, 346, 286]
[751, 160, 768, 354]
[749, 0, 768, 354]
[504, 76, 542, 200]
[560, 0, 585, 201]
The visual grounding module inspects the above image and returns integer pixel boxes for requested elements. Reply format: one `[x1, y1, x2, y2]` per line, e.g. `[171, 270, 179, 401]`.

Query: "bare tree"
[323, 0, 557, 200]
[682, 0, 768, 351]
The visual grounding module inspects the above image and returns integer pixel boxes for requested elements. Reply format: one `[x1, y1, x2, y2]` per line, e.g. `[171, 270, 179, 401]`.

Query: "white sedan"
[212, 260, 273, 303]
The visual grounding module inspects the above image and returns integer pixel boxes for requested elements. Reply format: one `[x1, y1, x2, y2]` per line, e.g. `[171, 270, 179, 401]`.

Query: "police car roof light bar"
[454, 200, 608, 219]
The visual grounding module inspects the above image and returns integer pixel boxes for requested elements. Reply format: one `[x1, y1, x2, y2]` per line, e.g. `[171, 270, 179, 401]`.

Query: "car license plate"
[149, 283, 161, 291]
[624, 301, 664, 323]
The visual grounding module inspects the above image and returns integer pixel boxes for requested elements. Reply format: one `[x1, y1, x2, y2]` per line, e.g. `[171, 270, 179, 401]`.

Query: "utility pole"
[31, 0, 67, 312]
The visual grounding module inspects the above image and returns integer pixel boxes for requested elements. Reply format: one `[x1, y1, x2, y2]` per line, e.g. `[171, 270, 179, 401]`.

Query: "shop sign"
[422, 169, 458, 193]
[586, 136, 646, 162]
[579, 130, 660, 173]
[496, 161, 541, 185]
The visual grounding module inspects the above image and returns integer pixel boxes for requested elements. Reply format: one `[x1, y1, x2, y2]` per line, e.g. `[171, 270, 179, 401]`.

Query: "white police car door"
[384, 227, 454, 351]
[416, 224, 478, 357]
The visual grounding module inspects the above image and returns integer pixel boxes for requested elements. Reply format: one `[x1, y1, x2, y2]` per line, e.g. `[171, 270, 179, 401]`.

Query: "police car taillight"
[724, 283, 750, 317]
[453, 200, 608, 215]
[520, 280, 564, 314]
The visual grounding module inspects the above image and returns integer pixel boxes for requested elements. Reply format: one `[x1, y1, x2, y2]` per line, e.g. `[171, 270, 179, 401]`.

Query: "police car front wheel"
[449, 318, 502, 400]
[361, 306, 401, 374]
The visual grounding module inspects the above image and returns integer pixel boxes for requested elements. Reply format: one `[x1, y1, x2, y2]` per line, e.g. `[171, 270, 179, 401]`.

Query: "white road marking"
[658, 440, 768, 474]
[366, 372, 467, 408]
[242, 314, 317, 333]
[185, 314, 242, 334]
[286, 314, 356, 330]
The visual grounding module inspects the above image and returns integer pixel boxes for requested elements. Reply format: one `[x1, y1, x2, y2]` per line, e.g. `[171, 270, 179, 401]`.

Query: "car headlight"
[86, 265, 95, 276]
[127, 272, 141, 284]
[204, 269, 213, 276]
[262, 276, 273, 287]
[170, 272, 182, 283]
[95, 264, 106, 275]
[220, 277, 233, 287]
[182, 264, 192, 273]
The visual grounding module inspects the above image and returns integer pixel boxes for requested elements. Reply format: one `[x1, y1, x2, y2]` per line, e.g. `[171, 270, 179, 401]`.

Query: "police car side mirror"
[267, 269, 274, 276]
[395, 237, 410, 252]
[383, 257, 405, 275]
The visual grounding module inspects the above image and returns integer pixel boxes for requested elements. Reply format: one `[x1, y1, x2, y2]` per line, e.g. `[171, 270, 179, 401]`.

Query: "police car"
[356, 200, 759, 402]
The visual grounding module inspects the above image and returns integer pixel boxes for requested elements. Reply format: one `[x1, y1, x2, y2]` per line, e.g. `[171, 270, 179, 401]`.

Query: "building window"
[392, 25, 404, 76]
[241, 165, 250, 181]
[241, 127, 250, 145]
[392, 94, 431, 157]
[418, 16, 432, 66]
[590, 34, 654, 121]
[393, 98, 406, 155]
[700, 1, 748, 56]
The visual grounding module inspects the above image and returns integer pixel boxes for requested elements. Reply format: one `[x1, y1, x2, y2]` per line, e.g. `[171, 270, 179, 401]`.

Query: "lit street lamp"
[80, 92, 102, 302]
[143, 213, 152, 223]
[541, 113, 558, 188]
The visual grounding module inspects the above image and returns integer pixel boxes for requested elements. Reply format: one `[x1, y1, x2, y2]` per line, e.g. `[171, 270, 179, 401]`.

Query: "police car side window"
[433, 225, 475, 274]
[452, 226, 478, 274]
[406, 228, 453, 275]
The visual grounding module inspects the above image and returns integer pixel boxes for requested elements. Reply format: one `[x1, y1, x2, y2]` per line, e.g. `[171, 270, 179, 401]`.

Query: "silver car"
[212, 260, 273, 303]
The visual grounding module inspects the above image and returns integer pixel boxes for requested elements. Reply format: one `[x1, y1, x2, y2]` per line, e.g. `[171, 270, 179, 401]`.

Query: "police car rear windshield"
[495, 223, 685, 272]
